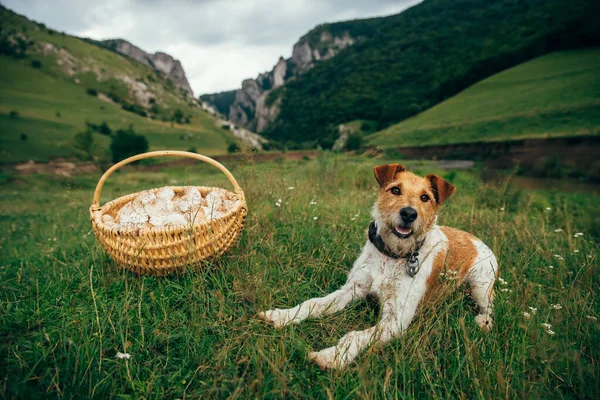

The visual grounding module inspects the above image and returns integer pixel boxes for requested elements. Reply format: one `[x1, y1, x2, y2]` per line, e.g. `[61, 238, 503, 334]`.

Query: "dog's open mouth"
[392, 225, 413, 239]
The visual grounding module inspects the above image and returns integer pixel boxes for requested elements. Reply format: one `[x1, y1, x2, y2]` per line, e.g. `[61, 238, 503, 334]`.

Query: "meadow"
[0, 6, 236, 164]
[0, 154, 598, 398]
[0, 55, 234, 164]
[369, 48, 600, 148]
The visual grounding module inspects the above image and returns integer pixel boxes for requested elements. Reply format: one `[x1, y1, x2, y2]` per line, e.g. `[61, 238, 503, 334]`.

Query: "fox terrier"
[259, 164, 498, 370]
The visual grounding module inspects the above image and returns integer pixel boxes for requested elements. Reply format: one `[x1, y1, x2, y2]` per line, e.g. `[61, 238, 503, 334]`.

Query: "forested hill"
[263, 0, 600, 148]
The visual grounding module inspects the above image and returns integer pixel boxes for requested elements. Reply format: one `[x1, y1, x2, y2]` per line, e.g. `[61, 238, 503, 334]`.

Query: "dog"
[258, 164, 498, 370]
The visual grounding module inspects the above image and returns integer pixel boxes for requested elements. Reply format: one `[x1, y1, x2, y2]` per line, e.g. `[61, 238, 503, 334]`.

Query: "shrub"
[345, 133, 364, 151]
[172, 109, 184, 124]
[122, 103, 147, 117]
[108, 92, 120, 103]
[86, 88, 98, 96]
[20, 133, 27, 141]
[72, 129, 94, 160]
[9, 110, 19, 118]
[98, 121, 112, 135]
[227, 143, 240, 153]
[184, 116, 191, 124]
[55, 111, 61, 118]
[150, 104, 161, 115]
[31, 59, 42, 68]
[85, 121, 98, 131]
[187, 146, 197, 153]
[221, 124, 231, 130]
[110, 127, 148, 163]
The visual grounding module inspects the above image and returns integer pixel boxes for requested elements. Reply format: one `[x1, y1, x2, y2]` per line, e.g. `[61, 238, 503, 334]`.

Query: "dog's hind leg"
[468, 240, 498, 332]
[258, 268, 371, 328]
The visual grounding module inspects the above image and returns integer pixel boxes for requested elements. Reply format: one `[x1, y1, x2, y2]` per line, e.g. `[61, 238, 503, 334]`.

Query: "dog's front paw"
[257, 309, 294, 328]
[308, 347, 347, 370]
[475, 314, 493, 332]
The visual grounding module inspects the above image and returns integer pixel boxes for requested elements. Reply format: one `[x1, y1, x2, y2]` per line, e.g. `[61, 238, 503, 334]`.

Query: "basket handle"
[91, 150, 244, 211]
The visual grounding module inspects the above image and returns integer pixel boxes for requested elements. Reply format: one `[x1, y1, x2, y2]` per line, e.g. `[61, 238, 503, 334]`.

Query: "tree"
[172, 109, 184, 124]
[109, 126, 149, 162]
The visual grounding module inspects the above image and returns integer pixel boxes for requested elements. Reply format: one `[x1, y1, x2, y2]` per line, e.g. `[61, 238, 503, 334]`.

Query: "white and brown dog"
[259, 164, 498, 370]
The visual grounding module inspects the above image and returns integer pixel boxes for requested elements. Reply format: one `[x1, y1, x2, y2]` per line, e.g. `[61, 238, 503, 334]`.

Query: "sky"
[3, 0, 421, 95]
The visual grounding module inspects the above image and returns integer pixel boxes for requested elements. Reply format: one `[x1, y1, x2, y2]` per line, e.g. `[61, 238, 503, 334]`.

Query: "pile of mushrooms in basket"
[89, 150, 247, 276]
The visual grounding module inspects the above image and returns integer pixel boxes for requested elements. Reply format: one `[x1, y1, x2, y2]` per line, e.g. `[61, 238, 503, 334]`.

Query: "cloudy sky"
[4, 0, 421, 95]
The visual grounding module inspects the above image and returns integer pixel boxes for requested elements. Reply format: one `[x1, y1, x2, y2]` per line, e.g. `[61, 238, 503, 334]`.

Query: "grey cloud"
[3, 0, 420, 93]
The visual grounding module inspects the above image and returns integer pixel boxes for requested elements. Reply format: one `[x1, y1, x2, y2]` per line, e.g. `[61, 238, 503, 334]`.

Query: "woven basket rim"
[91, 185, 245, 236]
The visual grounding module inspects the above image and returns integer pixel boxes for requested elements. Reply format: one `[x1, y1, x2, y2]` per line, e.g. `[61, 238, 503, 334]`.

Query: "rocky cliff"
[100, 39, 194, 97]
[201, 26, 362, 133]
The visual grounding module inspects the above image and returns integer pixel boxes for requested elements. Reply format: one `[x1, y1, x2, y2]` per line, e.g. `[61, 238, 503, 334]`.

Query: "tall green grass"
[0, 155, 598, 398]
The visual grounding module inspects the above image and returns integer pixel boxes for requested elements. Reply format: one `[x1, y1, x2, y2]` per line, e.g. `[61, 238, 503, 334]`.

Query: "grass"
[0, 7, 235, 164]
[0, 56, 233, 163]
[0, 154, 598, 398]
[369, 48, 600, 148]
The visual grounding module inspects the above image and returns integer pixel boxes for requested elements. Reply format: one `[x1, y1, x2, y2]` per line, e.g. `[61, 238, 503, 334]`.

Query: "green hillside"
[0, 6, 234, 164]
[263, 0, 599, 147]
[369, 48, 600, 147]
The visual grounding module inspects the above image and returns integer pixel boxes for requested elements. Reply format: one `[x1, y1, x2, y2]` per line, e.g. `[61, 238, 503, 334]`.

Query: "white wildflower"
[553, 228, 563, 232]
[278, 198, 282, 203]
[574, 232, 583, 237]
[574, 250, 579, 253]
[550, 304, 562, 310]
[545, 207, 552, 211]
[498, 277, 507, 285]
[500, 207, 505, 211]
[275, 202, 281, 207]
[313, 216, 318, 220]
[541, 322, 552, 330]
[528, 307, 538, 313]
[523, 312, 531, 319]
[116, 352, 131, 360]
[288, 187, 295, 190]
[548, 265, 554, 269]
[309, 201, 317, 205]
[553, 254, 564, 260]
[586, 315, 597, 320]
[500, 288, 509, 292]
[546, 329, 555, 335]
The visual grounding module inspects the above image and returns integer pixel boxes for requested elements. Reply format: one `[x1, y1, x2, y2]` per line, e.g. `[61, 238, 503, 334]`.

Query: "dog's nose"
[400, 207, 418, 223]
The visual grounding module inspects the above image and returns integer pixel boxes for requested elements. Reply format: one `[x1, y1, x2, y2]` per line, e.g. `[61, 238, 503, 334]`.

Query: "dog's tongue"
[396, 226, 412, 235]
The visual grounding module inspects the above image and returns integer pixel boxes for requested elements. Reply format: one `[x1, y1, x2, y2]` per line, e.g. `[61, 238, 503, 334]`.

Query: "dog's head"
[372, 163, 455, 252]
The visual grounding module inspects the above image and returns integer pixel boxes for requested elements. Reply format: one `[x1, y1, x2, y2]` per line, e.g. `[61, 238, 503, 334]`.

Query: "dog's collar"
[368, 221, 425, 277]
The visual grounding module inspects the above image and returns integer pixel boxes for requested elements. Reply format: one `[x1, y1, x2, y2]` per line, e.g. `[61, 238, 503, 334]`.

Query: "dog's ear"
[427, 174, 456, 205]
[373, 164, 405, 187]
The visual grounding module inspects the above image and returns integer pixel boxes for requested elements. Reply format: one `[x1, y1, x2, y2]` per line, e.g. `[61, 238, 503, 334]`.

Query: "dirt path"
[7, 151, 474, 176]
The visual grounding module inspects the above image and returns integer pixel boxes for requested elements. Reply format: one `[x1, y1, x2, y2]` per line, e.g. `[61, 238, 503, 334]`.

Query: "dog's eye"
[420, 194, 430, 202]
[390, 187, 401, 195]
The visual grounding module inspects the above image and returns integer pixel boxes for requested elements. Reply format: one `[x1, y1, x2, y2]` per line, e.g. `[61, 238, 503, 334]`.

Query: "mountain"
[92, 39, 194, 97]
[200, 17, 379, 133]
[368, 48, 600, 148]
[204, 0, 599, 148]
[0, 6, 251, 163]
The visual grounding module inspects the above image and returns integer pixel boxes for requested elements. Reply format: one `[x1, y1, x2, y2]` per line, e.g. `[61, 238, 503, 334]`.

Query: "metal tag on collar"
[406, 253, 420, 277]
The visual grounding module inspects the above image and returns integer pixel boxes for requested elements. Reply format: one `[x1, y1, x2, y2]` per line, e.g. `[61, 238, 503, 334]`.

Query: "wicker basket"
[89, 150, 247, 276]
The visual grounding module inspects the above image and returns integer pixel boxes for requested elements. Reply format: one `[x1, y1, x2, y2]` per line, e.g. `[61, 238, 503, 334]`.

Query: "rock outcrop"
[100, 39, 194, 97]
[201, 28, 360, 133]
